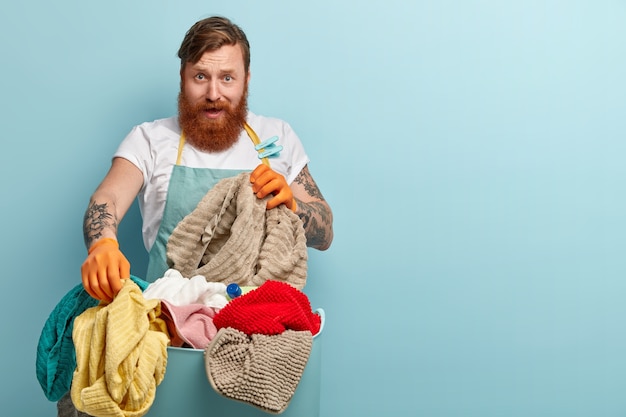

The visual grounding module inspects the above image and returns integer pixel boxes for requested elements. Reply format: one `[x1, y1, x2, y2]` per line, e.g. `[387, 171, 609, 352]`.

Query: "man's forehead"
[196, 45, 243, 65]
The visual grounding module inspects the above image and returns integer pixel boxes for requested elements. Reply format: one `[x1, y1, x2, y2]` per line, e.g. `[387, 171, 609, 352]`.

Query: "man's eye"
[196, 74, 205, 80]
[224, 75, 232, 82]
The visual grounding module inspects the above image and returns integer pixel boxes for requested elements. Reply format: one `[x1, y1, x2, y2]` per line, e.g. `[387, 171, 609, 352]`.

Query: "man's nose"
[205, 80, 221, 102]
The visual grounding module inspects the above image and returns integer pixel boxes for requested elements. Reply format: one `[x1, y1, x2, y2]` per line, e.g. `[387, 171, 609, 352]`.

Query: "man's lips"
[203, 109, 224, 119]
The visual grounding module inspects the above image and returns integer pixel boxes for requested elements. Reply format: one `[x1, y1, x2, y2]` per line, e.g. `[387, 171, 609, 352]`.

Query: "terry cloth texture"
[36, 276, 148, 402]
[58, 391, 91, 417]
[160, 300, 219, 349]
[70, 279, 170, 417]
[205, 327, 313, 414]
[213, 280, 321, 336]
[166, 172, 308, 290]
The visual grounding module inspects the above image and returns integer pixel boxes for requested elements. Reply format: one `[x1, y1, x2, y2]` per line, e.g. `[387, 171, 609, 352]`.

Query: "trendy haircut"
[177, 16, 251, 73]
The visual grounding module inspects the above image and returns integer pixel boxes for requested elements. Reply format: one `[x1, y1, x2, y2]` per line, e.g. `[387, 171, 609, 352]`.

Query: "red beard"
[177, 85, 248, 152]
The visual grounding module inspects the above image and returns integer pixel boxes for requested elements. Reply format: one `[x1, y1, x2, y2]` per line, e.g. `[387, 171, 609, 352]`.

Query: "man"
[80, 16, 333, 303]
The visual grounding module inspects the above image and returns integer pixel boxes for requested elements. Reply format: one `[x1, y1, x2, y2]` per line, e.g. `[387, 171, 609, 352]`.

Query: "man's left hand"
[250, 164, 297, 212]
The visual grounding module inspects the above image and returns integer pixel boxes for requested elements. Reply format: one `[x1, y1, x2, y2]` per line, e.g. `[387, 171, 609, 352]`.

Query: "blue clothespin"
[258, 145, 283, 159]
[254, 135, 282, 159]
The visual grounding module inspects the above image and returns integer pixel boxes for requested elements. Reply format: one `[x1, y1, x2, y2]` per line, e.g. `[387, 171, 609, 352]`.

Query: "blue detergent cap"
[226, 283, 242, 299]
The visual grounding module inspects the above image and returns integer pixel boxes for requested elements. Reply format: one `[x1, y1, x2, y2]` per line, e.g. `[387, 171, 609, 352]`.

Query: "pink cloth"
[160, 300, 219, 349]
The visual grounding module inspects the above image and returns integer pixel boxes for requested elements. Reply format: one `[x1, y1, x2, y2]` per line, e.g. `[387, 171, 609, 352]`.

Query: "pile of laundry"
[151, 271, 322, 413]
[37, 272, 321, 416]
[36, 172, 321, 416]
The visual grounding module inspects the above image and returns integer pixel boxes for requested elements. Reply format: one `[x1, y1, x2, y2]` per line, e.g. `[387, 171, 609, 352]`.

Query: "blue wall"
[2, 1, 626, 416]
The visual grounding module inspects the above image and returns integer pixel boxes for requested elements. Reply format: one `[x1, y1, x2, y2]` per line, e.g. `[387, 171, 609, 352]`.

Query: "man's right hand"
[81, 238, 130, 302]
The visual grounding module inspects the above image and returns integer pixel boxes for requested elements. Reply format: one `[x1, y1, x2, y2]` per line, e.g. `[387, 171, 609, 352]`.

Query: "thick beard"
[177, 85, 248, 153]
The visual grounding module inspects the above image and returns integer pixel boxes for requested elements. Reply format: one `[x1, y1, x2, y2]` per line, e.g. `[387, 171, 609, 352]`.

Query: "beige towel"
[70, 280, 170, 417]
[166, 172, 308, 289]
[205, 327, 313, 414]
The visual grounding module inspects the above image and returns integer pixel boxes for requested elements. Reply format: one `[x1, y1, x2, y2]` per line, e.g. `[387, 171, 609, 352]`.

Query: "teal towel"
[36, 276, 149, 401]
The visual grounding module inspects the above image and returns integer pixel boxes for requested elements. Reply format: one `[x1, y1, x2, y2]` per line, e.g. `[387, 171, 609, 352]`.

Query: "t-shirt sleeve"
[281, 121, 310, 185]
[113, 124, 151, 191]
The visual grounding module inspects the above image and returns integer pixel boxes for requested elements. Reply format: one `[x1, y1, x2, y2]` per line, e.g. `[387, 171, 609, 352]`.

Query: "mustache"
[195, 102, 231, 112]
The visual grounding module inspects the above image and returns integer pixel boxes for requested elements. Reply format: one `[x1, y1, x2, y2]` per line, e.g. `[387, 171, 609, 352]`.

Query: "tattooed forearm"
[291, 165, 333, 249]
[82, 200, 118, 248]
[293, 168, 324, 199]
[296, 199, 333, 250]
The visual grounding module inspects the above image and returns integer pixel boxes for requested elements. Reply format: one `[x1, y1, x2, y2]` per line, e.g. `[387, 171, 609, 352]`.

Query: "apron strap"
[177, 123, 270, 167]
[243, 122, 271, 167]
[176, 134, 186, 165]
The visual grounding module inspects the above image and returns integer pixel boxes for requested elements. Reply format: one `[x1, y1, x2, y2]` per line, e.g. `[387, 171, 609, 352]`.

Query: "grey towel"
[166, 172, 308, 289]
[57, 392, 91, 417]
[205, 327, 313, 414]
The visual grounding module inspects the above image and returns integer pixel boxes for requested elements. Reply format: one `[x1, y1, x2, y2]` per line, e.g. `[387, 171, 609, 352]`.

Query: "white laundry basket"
[145, 308, 325, 417]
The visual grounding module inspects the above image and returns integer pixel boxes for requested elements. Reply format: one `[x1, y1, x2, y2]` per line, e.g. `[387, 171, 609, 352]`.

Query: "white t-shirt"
[114, 112, 309, 251]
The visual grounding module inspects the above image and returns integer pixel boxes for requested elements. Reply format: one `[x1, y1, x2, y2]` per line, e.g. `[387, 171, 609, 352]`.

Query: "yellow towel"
[71, 280, 170, 417]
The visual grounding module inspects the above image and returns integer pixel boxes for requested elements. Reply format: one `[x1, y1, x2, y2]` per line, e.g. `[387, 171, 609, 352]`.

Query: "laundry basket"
[145, 308, 325, 417]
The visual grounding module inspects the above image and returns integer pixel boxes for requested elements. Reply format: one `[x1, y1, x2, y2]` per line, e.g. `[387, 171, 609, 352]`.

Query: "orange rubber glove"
[81, 238, 130, 302]
[250, 164, 297, 212]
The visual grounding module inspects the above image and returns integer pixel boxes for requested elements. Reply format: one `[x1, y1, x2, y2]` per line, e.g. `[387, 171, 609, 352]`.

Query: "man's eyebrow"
[189, 64, 237, 74]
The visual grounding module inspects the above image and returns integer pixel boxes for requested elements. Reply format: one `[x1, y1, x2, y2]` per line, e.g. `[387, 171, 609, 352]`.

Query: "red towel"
[213, 280, 321, 336]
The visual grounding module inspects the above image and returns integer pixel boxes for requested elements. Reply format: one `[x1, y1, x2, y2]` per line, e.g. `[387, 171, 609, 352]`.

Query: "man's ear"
[179, 66, 186, 90]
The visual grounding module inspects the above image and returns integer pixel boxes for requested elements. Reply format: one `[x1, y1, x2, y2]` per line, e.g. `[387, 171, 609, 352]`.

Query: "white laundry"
[143, 269, 229, 309]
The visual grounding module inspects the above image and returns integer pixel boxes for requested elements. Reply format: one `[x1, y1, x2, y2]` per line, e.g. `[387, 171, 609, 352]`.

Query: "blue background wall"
[1, 1, 625, 416]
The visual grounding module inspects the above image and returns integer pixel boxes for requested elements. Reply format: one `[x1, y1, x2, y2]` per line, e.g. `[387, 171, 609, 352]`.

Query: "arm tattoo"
[82, 201, 118, 248]
[293, 169, 324, 199]
[296, 200, 331, 248]
[293, 167, 333, 249]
